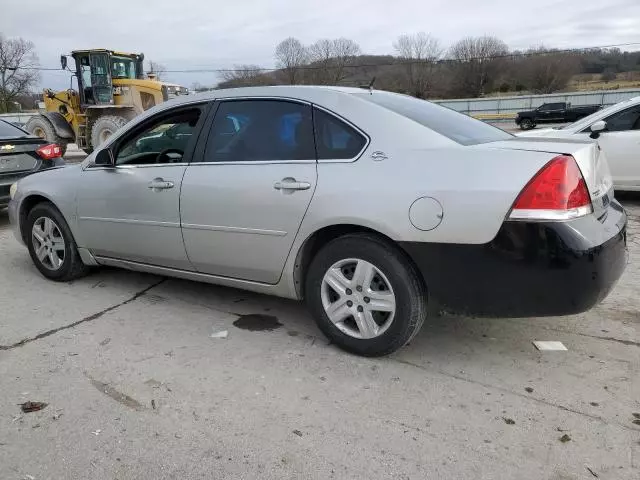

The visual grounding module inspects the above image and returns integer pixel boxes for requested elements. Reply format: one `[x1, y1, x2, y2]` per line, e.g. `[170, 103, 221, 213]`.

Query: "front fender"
[12, 165, 83, 246]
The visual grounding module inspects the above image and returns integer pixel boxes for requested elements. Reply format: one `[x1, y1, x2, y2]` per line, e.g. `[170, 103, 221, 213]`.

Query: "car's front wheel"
[26, 203, 90, 281]
[305, 233, 428, 357]
[519, 118, 535, 130]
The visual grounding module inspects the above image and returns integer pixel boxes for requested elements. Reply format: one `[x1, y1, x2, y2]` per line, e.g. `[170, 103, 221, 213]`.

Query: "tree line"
[1, 31, 640, 113]
[217, 34, 640, 99]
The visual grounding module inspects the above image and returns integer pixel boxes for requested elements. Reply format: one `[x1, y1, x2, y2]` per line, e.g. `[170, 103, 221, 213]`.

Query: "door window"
[603, 106, 640, 132]
[203, 100, 315, 162]
[114, 108, 201, 166]
[314, 108, 367, 159]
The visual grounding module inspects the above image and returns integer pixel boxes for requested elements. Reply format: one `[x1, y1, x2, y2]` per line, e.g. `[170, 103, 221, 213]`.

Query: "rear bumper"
[400, 201, 628, 317]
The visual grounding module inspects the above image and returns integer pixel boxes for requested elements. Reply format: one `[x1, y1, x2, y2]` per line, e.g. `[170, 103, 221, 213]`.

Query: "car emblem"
[0, 144, 16, 151]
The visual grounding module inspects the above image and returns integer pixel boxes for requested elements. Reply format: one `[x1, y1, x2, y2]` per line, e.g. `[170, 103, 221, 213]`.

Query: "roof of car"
[182, 85, 370, 103]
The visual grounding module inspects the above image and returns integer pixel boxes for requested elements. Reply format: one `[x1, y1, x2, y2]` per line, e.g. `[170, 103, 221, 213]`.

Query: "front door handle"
[148, 178, 174, 190]
[274, 178, 311, 191]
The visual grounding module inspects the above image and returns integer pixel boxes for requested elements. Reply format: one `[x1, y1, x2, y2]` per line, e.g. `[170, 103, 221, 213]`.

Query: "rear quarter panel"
[296, 146, 555, 246]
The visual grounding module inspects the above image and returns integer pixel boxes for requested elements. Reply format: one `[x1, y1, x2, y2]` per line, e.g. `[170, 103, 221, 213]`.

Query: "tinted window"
[359, 92, 512, 146]
[0, 120, 28, 138]
[314, 108, 366, 160]
[604, 106, 640, 131]
[115, 108, 201, 166]
[204, 100, 314, 162]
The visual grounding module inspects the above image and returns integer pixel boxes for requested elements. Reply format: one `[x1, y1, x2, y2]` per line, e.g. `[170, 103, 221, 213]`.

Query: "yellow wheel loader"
[25, 49, 188, 155]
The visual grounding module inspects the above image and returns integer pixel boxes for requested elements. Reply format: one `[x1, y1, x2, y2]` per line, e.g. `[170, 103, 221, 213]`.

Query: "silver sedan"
[8, 86, 628, 356]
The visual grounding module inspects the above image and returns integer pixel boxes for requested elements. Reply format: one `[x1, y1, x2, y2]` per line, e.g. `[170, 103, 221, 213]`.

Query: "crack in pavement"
[390, 357, 638, 432]
[0, 278, 166, 351]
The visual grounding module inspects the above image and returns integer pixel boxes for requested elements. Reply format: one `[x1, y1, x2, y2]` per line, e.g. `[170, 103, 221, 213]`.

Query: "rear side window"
[314, 108, 366, 160]
[0, 120, 27, 138]
[358, 92, 513, 146]
[204, 100, 315, 162]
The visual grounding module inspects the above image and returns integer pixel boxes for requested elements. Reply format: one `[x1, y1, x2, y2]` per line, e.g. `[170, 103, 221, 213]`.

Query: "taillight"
[36, 144, 63, 160]
[509, 155, 592, 221]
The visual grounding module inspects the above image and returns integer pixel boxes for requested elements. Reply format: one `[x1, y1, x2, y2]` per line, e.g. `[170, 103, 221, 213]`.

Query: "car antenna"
[358, 77, 376, 94]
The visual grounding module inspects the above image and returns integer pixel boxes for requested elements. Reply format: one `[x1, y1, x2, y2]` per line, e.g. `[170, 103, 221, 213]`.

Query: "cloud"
[1, 0, 638, 89]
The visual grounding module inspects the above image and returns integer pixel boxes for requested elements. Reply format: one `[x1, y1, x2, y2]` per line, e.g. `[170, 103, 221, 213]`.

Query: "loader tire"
[24, 116, 68, 156]
[90, 115, 128, 149]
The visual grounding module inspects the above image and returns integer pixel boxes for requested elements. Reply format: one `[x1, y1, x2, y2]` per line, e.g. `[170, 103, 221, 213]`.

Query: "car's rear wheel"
[26, 203, 90, 281]
[305, 233, 427, 356]
[519, 118, 535, 130]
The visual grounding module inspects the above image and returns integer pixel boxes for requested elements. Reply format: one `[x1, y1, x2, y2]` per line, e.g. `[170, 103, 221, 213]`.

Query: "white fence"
[0, 112, 37, 126]
[4, 88, 640, 126]
[433, 88, 640, 119]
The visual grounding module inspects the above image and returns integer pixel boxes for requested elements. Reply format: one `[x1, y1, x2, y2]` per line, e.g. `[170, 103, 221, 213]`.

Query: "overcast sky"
[2, 0, 639, 89]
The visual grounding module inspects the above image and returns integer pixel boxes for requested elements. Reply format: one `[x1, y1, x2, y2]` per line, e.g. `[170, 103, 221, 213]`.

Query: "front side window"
[604, 106, 640, 132]
[314, 108, 367, 160]
[204, 100, 315, 162]
[115, 108, 201, 166]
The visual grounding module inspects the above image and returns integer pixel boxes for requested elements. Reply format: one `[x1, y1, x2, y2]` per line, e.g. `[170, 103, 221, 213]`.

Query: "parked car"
[515, 102, 602, 130]
[8, 87, 627, 356]
[0, 119, 64, 208]
[519, 96, 640, 191]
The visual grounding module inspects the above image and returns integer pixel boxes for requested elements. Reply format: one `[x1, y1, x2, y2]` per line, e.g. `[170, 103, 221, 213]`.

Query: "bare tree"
[329, 38, 361, 83]
[147, 60, 166, 80]
[0, 34, 39, 113]
[275, 37, 308, 84]
[218, 64, 273, 88]
[308, 38, 361, 84]
[393, 32, 443, 98]
[517, 47, 579, 93]
[448, 36, 509, 97]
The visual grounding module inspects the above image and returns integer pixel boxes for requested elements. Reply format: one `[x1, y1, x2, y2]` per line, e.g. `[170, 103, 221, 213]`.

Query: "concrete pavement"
[0, 200, 638, 479]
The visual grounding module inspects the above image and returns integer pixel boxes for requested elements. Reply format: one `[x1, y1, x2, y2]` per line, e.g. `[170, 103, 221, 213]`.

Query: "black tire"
[305, 233, 428, 357]
[26, 202, 90, 282]
[24, 116, 68, 156]
[90, 115, 128, 149]
[519, 118, 535, 130]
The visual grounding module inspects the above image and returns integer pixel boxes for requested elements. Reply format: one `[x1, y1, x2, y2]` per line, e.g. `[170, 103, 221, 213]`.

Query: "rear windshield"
[0, 120, 28, 138]
[356, 92, 513, 146]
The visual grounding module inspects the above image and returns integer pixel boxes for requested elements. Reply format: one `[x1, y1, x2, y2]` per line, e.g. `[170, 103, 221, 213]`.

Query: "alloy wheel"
[321, 258, 396, 339]
[31, 216, 66, 271]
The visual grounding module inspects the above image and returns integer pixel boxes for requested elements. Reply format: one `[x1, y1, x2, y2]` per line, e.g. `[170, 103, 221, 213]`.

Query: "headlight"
[9, 182, 18, 200]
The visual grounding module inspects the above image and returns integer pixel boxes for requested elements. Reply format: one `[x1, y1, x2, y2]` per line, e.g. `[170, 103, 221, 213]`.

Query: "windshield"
[563, 98, 638, 131]
[111, 55, 137, 79]
[357, 91, 513, 146]
[0, 119, 28, 138]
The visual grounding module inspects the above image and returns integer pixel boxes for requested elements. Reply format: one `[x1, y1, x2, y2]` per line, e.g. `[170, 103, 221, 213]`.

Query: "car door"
[588, 105, 640, 189]
[76, 103, 209, 269]
[180, 98, 317, 284]
[546, 103, 565, 122]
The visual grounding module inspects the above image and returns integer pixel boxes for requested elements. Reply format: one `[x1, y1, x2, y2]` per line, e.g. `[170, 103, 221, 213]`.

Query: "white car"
[519, 96, 640, 191]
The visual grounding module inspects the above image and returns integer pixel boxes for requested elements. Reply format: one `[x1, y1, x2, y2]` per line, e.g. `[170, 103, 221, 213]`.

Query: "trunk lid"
[485, 137, 612, 202]
[0, 137, 47, 175]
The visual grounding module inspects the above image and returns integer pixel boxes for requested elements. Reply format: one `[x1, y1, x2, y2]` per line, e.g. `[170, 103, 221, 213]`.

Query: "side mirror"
[60, 55, 67, 70]
[94, 149, 114, 167]
[590, 120, 607, 139]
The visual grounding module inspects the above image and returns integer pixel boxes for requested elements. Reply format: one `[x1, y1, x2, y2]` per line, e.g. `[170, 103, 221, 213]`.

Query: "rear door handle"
[274, 179, 311, 191]
[148, 178, 174, 190]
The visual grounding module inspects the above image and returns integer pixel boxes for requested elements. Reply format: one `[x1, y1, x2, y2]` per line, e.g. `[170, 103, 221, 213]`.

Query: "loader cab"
[68, 50, 145, 107]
